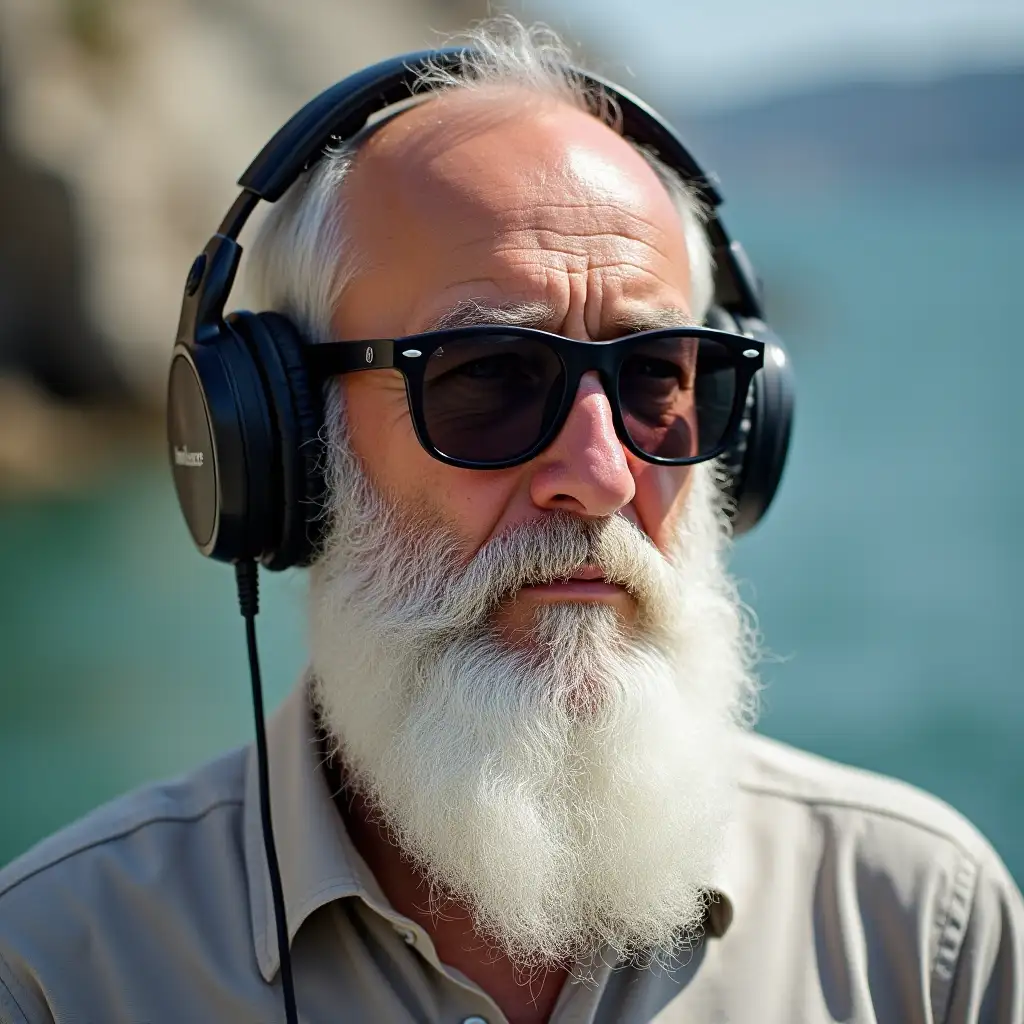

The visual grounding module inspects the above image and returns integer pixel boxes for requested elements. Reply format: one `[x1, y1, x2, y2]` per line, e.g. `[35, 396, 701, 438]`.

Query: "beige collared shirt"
[1, 678, 1021, 1023]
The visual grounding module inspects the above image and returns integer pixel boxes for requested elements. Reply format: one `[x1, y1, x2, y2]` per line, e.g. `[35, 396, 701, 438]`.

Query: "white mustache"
[347, 511, 677, 641]
[464, 512, 672, 607]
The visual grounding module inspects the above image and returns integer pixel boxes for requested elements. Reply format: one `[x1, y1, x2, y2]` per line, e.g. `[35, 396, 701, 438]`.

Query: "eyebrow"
[419, 299, 699, 336]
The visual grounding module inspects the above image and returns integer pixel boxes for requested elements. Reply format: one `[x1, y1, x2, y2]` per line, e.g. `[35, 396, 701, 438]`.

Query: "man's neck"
[337, 788, 570, 1024]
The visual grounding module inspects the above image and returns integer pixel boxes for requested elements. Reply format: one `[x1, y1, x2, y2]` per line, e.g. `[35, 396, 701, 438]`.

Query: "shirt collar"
[243, 674, 737, 982]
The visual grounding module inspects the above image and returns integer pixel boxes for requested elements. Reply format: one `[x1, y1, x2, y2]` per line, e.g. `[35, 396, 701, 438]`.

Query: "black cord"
[235, 560, 299, 1024]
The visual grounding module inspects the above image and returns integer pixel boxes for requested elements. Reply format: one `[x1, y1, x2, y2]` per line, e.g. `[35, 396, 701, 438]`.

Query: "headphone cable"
[235, 560, 300, 1024]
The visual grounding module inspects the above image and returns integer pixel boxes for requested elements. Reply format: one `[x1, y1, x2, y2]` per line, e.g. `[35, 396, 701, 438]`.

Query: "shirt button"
[462, 1018, 488, 1024]
[398, 928, 416, 944]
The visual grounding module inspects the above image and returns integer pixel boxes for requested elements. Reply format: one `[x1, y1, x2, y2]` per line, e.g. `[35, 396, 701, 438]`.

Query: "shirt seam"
[0, 797, 244, 903]
[737, 781, 981, 851]
[931, 850, 979, 1024]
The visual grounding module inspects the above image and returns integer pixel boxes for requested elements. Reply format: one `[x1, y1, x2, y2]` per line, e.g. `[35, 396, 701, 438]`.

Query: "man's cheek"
[629, 462, 693, 551]
[430, 470, 528, 556]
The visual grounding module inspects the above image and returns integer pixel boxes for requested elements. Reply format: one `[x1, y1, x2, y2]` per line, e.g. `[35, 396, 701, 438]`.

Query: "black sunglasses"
[304, 325, 765, 470]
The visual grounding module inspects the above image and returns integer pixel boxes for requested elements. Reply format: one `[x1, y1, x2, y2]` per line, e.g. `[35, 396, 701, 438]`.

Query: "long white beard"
[309, 414, 759, 972]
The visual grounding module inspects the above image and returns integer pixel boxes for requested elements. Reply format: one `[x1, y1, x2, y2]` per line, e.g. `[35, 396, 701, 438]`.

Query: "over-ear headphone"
[167, 49, 795, 570]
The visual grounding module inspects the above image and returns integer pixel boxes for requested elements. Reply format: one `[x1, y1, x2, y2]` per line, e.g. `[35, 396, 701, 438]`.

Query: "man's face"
[334, 89, 696, 634]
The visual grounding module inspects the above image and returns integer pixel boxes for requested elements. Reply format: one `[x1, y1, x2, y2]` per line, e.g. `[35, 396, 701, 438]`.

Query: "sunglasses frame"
[303, 324, 765, 470]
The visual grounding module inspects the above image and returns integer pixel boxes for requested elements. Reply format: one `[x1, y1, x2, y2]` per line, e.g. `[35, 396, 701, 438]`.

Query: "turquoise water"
[1, 177, 1021, 882]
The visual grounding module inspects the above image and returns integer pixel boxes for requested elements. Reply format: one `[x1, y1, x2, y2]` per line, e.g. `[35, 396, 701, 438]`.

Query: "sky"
[529, 0, 1024, 109]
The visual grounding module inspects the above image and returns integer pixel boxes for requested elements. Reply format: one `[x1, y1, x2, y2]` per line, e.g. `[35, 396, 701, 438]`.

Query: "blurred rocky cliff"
[0, 0, 486, 493]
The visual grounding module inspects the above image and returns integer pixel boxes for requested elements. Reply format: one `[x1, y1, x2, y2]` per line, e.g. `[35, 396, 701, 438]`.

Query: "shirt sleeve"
[941, 844, 1024, 1024]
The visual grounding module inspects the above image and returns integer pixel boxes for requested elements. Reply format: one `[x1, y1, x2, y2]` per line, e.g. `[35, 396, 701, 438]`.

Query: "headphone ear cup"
[708, 307, 795, 534]
[230, 311, 326, 570]
[167, 320, 278, 563]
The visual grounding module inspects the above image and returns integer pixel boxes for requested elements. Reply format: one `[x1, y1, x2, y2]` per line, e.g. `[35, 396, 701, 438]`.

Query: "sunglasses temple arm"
[303, 339, 396, 378]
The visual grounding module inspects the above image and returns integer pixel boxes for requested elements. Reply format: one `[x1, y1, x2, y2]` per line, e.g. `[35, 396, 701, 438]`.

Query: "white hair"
[246, 17, 716, 342]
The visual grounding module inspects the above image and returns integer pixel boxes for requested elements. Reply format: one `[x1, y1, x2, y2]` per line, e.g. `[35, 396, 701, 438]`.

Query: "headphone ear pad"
[229, 311, 326, 570]
[729, 319, 795, 535]
[706, 306, 795, 534]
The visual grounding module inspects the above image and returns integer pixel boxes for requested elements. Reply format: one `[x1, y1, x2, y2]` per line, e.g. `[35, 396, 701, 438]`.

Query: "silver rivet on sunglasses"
[742, 348, 759, 359]
[401, 349, 423, 358]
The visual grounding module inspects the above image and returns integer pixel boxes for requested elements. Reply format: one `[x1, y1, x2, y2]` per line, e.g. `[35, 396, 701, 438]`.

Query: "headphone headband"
[206, 48, 762, 320]
[237, 49, 725, 207]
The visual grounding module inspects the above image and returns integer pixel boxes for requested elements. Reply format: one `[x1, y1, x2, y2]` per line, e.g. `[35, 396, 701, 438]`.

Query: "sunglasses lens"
[619, 335, 738, 460]
[422, 335, 564, 463]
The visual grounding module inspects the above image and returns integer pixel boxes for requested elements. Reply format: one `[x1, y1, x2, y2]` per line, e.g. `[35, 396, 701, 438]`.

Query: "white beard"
[309, 412, 759, 972]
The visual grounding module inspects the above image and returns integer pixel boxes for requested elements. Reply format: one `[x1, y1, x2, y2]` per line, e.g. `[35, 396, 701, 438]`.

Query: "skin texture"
[332, 87, 697, 1023]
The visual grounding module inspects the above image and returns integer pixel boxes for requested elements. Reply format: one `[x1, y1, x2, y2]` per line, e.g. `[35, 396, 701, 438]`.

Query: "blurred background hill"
[682, 69, 1024, 185]
[0, 0, 1021, 883]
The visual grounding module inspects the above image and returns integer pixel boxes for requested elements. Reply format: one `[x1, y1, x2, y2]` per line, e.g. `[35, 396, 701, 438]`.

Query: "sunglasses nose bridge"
[559, 339, 620, 390]
[551, 338, 620, 419]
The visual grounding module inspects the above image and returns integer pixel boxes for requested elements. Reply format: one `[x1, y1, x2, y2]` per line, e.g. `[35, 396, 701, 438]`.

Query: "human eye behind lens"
[629, 356, 679, 379]
[456, 353, 525, 380]
[622, 354, 691, 388]
[428, 340, 520, 378]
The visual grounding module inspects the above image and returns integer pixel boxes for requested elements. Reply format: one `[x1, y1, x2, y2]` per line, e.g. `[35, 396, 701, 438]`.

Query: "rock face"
[0, 0, 487, 404]
[0, 118, 126, 403]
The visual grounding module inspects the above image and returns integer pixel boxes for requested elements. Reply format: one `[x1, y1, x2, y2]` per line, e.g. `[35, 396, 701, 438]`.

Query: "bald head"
[334, 88, 694, 343]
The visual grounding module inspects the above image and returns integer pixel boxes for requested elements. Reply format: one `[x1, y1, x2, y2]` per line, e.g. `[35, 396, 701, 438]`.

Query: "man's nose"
[529, 371, 636, 516]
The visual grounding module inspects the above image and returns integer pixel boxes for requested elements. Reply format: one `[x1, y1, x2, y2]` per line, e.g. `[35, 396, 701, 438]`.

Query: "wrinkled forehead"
[335, 87, 693, 338]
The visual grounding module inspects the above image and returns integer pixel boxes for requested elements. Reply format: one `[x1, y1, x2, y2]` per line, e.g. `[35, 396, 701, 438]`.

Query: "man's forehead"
[336, 87, 693, 340]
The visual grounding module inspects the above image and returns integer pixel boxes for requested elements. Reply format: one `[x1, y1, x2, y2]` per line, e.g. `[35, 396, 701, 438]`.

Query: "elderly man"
[1, 19, 1021, 1024]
